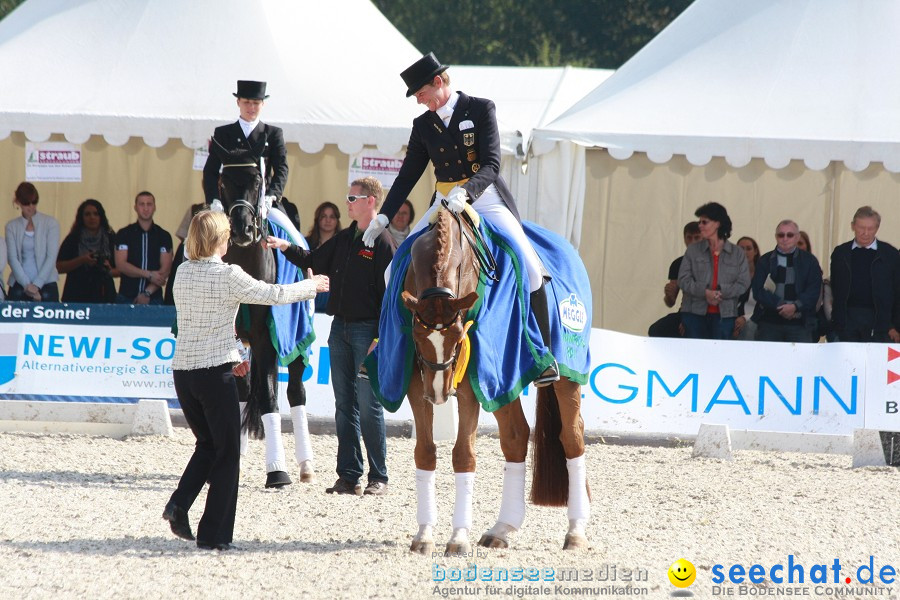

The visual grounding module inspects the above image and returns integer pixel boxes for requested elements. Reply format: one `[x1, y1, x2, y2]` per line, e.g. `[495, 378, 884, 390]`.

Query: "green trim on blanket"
[467, 225, 556, 413]
[267, 311, 316, 367]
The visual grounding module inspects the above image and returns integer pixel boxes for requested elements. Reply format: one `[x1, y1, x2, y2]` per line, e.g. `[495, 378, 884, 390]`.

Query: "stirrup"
[533, 361, 560, 388]
[357, 364, 369, 380]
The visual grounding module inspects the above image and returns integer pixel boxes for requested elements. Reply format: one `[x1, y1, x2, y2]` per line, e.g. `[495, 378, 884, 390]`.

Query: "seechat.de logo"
[0, 333, 19, 386]
[559, 293, 587, 332]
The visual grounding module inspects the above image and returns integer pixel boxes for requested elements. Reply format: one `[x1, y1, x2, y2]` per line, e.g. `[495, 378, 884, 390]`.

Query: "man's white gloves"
[210, 199, 224, 213]
[261, 195, 276, 220]
[362, 214, 389, 248]
[445, 186, 469, 214]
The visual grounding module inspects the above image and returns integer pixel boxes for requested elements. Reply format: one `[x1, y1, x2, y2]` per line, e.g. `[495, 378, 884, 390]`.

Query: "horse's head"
[218, 164, 263, 247]
[402, 288, 478, 405]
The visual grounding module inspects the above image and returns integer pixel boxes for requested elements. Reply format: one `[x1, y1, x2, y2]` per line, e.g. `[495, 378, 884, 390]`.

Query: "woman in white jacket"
[6, 182, 60, 301]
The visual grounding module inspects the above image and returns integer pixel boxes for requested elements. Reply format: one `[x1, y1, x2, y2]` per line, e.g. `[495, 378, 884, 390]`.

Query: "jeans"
[328, 317, 387, 484]
[681, 312, 734, 340]
[756, 321, 814, 343]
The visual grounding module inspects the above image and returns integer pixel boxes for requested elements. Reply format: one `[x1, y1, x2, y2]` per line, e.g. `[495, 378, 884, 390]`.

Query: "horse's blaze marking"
[426, 330, 445, 401]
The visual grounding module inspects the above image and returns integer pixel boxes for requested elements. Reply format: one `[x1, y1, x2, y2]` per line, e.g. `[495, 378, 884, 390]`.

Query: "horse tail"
[242, 376, 266, 440]
[530, 383, 569, 506]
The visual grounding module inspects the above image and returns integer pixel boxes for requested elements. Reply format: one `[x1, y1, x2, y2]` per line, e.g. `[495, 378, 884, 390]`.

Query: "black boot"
[530, 283, 560, 387]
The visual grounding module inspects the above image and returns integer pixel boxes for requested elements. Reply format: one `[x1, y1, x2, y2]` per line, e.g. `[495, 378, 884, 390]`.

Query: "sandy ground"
[1, 426, 899, 600]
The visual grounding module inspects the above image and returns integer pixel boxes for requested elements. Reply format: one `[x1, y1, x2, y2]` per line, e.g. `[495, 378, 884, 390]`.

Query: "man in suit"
[361, 52, 558, 386]
[203, 80, 288, 209]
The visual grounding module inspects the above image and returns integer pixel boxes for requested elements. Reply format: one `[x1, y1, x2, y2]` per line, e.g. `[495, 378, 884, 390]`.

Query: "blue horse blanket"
[262, 219, 316, 367]
[366, 216, 591, 413]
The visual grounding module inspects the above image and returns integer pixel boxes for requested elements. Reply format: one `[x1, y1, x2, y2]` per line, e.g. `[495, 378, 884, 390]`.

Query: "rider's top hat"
[400, 52, 448, 97]
[233, 80, 269, 100]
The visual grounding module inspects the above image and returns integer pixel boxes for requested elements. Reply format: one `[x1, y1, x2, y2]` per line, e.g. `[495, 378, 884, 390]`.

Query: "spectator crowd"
[650, 202, 900, 344]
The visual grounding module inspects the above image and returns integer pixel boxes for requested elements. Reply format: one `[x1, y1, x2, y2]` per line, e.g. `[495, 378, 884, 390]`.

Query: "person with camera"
[57, 199, 120, 303]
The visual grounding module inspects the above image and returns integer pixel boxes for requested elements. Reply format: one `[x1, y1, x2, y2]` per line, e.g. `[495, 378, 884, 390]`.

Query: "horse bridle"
[220, 162, 266, 244]
[413, 287, 465, 372]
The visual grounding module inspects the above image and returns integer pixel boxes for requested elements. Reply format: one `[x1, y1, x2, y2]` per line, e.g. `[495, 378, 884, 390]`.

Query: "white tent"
[0, 0, 423, 154]
[529, 0, 900, 335]
[535, 0, 900, 172]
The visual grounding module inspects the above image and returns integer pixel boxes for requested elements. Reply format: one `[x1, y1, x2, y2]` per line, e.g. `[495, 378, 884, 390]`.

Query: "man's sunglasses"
[347, 194, 370, 203]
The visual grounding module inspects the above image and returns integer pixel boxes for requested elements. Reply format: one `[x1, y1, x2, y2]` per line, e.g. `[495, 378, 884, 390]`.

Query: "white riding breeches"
[388, 184, 543, 292]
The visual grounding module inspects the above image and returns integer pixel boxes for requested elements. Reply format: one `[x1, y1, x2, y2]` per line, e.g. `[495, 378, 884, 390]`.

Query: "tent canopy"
[0, 0, 424, 153]
[534, 0, 900, 172]
[451, 65, 612, 156]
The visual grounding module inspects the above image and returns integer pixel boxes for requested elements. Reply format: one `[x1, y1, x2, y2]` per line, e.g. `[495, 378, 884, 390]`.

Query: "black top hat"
[400, 52, 448, 97]
[233, 80, 269, 100]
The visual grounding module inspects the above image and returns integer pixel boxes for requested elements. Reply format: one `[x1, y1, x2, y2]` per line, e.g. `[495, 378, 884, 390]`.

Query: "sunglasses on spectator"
[16, 199, 37, 206]
[776, 232, 796, 238]
[697, 218, 713, 225]
[347, 194, 370, 203]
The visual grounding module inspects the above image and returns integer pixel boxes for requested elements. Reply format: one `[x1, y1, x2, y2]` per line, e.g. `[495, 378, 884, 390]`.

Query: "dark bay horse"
[217, 161, 314, 488]
[400, 207, 590, 554]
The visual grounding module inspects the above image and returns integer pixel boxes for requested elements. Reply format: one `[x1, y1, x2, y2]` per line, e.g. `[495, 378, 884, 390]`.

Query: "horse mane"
[430, 208, 454, 286]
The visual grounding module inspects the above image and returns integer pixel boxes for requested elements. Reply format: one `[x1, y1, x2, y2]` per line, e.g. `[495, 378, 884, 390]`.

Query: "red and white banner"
[25, 142, 82, 182]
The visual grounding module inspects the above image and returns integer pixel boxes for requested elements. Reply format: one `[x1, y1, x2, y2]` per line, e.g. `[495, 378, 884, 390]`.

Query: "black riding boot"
[530, 282, 560, 387]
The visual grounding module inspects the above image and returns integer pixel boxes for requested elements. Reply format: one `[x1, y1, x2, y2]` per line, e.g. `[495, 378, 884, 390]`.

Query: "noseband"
[413, 287, 463, 372]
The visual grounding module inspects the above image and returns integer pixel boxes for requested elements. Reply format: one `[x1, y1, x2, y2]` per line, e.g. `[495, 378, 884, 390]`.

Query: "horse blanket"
[366, 216, 591, 413]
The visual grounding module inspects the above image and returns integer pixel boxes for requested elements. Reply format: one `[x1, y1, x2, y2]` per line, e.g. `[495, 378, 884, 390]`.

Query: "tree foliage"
[371, 0, 692, 69]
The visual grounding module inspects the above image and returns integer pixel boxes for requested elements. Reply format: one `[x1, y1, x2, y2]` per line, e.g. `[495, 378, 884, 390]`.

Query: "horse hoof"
[410, 540, 435, 555]
[299, 472, 316, 483]
[299, 461, 316, 483]
[445, 541, 471, 556]
[477, 534, 509, 549]
[563, 533, 588, 550]
[265, 470, 292, 488]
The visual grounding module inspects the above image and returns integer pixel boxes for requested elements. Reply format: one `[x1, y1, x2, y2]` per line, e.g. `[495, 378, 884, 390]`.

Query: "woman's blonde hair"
[185, 210, 230, 259]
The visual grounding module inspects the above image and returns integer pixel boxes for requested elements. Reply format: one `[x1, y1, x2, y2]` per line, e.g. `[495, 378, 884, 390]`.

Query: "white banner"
[25, 142, 82, 182]
[2, 302, 896, 440]
[348, 149, 404, 188]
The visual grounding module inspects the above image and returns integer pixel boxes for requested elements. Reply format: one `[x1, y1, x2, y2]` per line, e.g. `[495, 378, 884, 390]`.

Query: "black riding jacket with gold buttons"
[379, 92, 520, 223]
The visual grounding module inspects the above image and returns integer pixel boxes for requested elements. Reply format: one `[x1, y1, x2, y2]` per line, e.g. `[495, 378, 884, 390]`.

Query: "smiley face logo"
[668, 559, 696, 588]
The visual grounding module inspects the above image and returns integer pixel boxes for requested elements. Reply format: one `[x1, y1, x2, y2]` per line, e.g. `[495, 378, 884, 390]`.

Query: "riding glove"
[445, 186, 469, 214]
[362, 214, 389, 247]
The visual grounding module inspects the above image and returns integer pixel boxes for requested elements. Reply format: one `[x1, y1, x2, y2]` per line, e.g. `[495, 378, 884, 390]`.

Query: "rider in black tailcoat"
[203, 80, 288, 207]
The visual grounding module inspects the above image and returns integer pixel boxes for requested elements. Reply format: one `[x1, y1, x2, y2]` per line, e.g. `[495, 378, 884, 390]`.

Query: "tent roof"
[0, 0, 424, 153]
[534, 0, 900, 172]
[451, 65, 613, 156]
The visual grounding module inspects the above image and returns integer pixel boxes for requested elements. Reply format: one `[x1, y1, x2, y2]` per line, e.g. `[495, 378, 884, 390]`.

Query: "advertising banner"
[347, 149, 404, 188]
[25, 142, 82, 182]
[1, 302, 895, 439]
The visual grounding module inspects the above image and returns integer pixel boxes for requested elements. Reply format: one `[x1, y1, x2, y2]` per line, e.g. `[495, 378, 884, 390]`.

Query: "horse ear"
[448, 291, 478, 313]
[401, 291, 419, 312]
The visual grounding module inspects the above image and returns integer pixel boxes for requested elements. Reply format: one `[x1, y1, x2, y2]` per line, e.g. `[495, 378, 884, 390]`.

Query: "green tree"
[371, 0, 692, 68]
[0, 0, 25, 20]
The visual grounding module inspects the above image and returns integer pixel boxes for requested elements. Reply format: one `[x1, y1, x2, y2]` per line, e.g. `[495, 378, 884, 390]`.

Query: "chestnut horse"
[400, 207, 590, 554]
[217, 162, 315, 488]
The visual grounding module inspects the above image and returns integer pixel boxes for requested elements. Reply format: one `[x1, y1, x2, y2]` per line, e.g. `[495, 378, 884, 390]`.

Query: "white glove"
[210, 199, 224, 213]
[261, 195, 276, 220]
[362, 214, 389, 248]
[445, 186, 468, 214]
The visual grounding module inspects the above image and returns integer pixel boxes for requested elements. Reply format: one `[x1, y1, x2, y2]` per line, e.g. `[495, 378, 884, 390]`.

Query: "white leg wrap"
[566, 455, 590, 522]
[416, 469, 437, 527]
[238, 402, 248, 456]
[452, 472, 475, 530]
[262, 412, 286, 473]
[498, 461, 527, 529]
[290, 405, 314, 464]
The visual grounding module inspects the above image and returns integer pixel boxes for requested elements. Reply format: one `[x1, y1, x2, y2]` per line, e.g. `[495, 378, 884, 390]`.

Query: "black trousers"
[170, 364, 241, 545]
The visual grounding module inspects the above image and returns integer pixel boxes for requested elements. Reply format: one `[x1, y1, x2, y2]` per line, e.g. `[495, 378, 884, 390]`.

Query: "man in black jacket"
[830, 206, 900, 342]
[265, 177, 395, 497]
[203, 80, 288, 208]
[362, 52, 558, 386]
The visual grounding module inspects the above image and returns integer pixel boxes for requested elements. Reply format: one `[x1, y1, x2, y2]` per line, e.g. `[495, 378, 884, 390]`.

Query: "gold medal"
[472, 163, 480, 173]
[467, 150, 477, 162]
